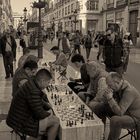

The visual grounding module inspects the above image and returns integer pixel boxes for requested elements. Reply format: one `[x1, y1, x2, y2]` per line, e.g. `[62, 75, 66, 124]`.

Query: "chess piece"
[51, 93, 53, 99]
[55, 101, 57, 105]
[66, 120, 69, 126]
[65, 90, 67, 95]
[81, 119, 83, 124]
[75, 120, 77, 125]
[72, 96, 74, 101]
[54, 94, 57, 99]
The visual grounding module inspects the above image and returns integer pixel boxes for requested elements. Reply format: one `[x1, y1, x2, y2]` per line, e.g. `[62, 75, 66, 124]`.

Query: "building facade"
[102, 0, 140, 45]
[42, 0, 104, 34]
[0, 0, 13, 33]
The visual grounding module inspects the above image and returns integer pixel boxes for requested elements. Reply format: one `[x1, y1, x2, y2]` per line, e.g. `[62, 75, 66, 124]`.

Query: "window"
[62, 8, 64, 17]
[71, 3, 74, 13]
[86, 0, 99, 11]
[107, 0, 114, 4]
[59, 10, 61, 17]
[65, 7, 67, 15]
[68, 5, 70, 14]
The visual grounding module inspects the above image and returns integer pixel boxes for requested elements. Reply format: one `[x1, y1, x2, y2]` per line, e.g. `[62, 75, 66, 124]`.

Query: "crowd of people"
[0, 25, 139, 140]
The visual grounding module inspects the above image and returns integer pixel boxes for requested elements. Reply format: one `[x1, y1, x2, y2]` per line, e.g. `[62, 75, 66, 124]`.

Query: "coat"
[0, 35, 17, 56]
[6, 78, 51, 137]
[104, 36, 124, 68]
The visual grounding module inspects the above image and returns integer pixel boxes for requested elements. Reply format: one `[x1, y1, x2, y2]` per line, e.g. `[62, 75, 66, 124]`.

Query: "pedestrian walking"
[84, 31, 93, 60]
[96, 32, 105, 61]
[1, 29, 17, 79]
[59, 32, 71, 59]
[71, 30, 81, 55]
[104, 28, 124, 75]
[123, 32, 132, 73]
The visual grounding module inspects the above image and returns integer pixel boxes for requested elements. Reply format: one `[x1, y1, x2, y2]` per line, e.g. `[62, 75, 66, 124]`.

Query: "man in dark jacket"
[1, 29, 17, 79]
[12, 60, 38, 97]
[104, 29, 124, 75]
[6, 69, 60, 140]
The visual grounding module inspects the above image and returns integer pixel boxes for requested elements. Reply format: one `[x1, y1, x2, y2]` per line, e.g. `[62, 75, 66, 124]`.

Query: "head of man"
[35, 69, 52, 90]
[23, 60, 38, 77]
[50, 46, 60, 55]
[5, 29, 11, 38]
[106, 28, 115, 41]
[71, 54, 85, 69]
[106, 72, 124, 92]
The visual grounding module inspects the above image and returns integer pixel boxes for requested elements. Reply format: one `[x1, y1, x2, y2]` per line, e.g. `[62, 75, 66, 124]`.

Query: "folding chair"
[119, 129, 137, 140]
[57, 68, 68, 81]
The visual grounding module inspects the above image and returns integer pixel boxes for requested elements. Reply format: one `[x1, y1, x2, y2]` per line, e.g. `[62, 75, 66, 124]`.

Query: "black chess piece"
[81, 119, 83, 124]
[72, 96, 74, 101]
[65, 90, 67, 95]
[54, 94, 57, 99]
[51, 93, 53, 99]
[55, 101, 57, 105]
[66, 120, 69, 126]
[75, 120, 77, 125]
[81, 111, 84, 117]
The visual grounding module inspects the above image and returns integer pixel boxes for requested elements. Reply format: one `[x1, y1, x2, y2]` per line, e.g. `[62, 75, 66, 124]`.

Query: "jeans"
[3, 51, 14, 77]
[85, 47, 91, 59]
[108, 115, 140, 140]
[39, 115, 60, 140]
[67, 81, 87, 94]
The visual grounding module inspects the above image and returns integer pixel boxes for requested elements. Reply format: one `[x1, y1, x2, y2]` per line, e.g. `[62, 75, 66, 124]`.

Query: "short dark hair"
[71, 54, 85, 63]
[23, 60, 38, 70]
[35, 68, 52, 81]
[23, 48, 30, 54]
[109, 72, 123, 80]
[50, 46, 59, 51]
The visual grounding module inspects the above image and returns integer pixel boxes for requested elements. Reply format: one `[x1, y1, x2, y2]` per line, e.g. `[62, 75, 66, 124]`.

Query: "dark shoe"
[5, 76, 10, 79]
[11, 73, 14, 78]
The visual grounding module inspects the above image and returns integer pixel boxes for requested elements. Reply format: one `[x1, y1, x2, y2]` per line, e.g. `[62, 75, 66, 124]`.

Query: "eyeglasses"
[107, 34, 111, 36]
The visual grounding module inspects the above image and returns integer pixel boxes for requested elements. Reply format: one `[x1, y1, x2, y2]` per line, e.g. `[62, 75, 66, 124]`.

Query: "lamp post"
[72, 9, 78, 31]
[33, 0, 46, 59]
[23, 7, 28, 30]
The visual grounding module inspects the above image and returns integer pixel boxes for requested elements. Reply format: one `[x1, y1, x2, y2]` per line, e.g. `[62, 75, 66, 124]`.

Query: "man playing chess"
[49, 46, 68, 79]
[68, 54, 107, 104]
[89, 72, 140, 140]
[7, 69, 60, 140]
[49, 46, 68, 69]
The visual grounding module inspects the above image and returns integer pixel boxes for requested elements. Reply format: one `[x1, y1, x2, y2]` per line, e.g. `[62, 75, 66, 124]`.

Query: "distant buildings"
[29, 0, 140, 45]
[0, 0, 13, 33]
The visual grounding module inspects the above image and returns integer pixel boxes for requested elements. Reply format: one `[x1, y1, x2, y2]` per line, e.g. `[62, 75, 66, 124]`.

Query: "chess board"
[45, 85, 104, 140]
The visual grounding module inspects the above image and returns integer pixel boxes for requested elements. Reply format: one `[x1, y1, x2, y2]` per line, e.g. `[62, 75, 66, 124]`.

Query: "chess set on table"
[45, 84, 104, 140]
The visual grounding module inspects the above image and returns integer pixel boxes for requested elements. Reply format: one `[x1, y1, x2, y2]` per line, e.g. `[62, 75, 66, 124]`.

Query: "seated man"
[89, 72, 140, 140]
[12, 60, 38, 97]
[18, 47, 39, 69]
[49, 46, 68, 80]
[6, 69, 60, 140]
[68, 54, 107, 104]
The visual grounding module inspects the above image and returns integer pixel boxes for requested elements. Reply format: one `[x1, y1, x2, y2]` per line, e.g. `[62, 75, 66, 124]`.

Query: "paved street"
[0, 39, 140, 140]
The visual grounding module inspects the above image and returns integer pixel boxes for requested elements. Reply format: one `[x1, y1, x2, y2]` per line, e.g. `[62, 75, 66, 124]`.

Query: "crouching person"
[6, 69, 60, 140]
[89, 72, 140, 140]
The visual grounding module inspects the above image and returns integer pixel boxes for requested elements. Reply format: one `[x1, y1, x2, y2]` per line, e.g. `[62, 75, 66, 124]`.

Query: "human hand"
[75, 85, 84, 90]
[104, 88, 113, 100]
[48, 109, 54, 116]
[69, 77, 75, 82]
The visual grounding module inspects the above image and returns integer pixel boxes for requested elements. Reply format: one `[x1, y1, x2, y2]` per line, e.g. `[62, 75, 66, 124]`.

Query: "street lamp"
[33, 0, 46, 59]
[72, 9, 78, 31]
[23, 7, 28, 30]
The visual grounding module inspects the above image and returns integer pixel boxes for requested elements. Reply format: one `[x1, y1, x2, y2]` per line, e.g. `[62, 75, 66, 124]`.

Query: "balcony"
[116, 0, 127, 7]
[130, 0, 139, 4]
[107, 3, 114, 9]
